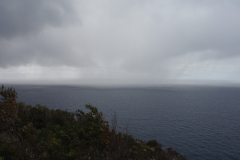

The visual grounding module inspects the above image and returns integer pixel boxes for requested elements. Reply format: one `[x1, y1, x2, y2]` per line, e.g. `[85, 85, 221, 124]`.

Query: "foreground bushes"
[0, 85, 186, 160]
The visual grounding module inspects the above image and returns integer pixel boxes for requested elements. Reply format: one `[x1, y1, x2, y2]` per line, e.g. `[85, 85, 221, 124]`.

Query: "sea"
[6, 84, 240, 160]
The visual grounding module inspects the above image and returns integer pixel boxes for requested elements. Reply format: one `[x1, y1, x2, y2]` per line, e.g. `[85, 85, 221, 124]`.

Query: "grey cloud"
[0, 33, 95, 68]
[1, 0, 240, 84]
[0, 0, 78, 39]
[0, 0, 85, 68]
[80, 0, 240, 80]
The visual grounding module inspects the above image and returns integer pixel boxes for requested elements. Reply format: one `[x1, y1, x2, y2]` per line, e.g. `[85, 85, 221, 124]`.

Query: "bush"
[0, 85, 187, 160]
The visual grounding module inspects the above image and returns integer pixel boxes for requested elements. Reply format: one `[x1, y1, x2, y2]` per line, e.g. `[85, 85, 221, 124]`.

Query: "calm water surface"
[10, 85, 240, 160]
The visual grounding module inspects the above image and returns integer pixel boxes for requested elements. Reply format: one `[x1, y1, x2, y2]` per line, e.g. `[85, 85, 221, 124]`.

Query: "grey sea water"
[10, 85, 240, 160]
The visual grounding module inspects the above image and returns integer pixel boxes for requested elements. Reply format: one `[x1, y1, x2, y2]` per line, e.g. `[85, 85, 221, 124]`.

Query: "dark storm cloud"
[0, 0, 78, 39]
[0, 0, 86, 68]
[1, 0, 240, 84]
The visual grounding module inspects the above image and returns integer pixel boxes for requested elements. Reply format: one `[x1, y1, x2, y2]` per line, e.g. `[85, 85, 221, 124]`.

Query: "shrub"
[0, 85, 187, 160]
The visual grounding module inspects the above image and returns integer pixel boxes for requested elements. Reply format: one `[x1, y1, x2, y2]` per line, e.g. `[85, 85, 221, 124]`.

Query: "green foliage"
[146, 139, 161, 148]
[0, 85, 187, 160]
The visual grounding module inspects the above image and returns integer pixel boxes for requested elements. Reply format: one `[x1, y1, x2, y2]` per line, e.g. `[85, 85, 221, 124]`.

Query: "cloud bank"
[1, 0, 240, 86]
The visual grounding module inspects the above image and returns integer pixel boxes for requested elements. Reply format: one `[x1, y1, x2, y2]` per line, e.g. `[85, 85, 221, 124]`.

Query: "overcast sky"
[1, 0, 240, 86]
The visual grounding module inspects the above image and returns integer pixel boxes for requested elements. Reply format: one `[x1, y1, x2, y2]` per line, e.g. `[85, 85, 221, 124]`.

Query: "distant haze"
[1, 1, 240, 86]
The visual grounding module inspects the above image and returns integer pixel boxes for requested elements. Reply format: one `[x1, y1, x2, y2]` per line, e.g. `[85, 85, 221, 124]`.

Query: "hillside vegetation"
[0, 85, 187, 160]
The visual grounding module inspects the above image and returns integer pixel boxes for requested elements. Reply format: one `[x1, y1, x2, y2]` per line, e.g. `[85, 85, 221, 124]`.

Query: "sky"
[1, 0, 240, 86]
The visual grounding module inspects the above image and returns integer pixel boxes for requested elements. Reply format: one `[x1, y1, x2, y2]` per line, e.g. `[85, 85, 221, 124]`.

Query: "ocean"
[8, 84, 240, 160]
